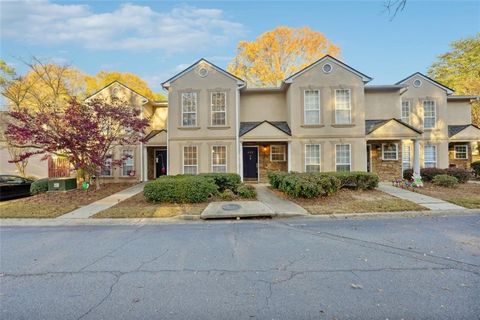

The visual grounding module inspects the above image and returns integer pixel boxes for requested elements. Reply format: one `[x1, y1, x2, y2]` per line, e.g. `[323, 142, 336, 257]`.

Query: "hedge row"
[403, 168, 470, 183]
[144, 173, 253, 203]
[268, 171, 379, 198]
[30, 178, 49, 195]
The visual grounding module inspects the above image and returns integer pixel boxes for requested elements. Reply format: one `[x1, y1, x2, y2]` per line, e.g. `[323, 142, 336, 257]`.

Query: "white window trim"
[121, 150, 134, 177]
[424, 145, 437, 168]
[270, 145, 286, 162]
[335, 143, 352, 172]
[402, 145, 411, 171]
[183, 145, 198, 174]
[304, 144, 321, 172]
[382, 143, 399, 161]
[100, 156, 113, 177]
[423, 100, 436, 129]
[181, 92, 197, 127]
[401, 100, 410, 124]
[211, 145, 227, 172]
[303, 89, 321, 125]
[334, 89, 352, 124]
[210, 91, 227, 127]
[454, 144, 468, 160]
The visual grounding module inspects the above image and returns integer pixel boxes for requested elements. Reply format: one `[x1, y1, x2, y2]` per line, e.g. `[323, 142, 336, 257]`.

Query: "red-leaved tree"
[5, 98, 149, 189]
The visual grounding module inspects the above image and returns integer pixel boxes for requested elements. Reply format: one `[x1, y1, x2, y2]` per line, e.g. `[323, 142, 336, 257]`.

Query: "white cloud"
[1, 0, 245, 52]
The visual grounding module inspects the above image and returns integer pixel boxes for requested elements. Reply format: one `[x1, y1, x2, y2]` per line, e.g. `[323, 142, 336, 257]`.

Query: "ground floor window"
[305, 144, 321, 172]
[382, 143, 398, 160]
[270, 145, 286, 162]
[183, 146, 198, 174]
[335, 144, 351, 172]
[424, 145, 437, 168]
[454, 145, 468, 159]
[402, 145, 411, 172]
[122, 150, 134, 176]
[101, 155, 113, 176]
[212, 145, 227, 173]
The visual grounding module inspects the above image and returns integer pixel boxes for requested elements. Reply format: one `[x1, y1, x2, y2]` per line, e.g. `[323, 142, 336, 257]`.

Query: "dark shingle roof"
[144, 129, 166, 141]
[239, 121, 291, 136]
[448, 125, 471, 137]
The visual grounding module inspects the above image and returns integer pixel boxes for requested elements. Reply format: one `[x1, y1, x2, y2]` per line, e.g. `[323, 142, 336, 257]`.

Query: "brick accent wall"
[448, 143, 471, 169]
[369, 141, 403, 181]
[258, 144, 288, 183]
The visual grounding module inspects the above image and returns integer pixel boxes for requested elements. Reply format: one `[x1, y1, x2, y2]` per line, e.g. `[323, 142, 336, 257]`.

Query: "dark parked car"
[0, 175, 34, 201]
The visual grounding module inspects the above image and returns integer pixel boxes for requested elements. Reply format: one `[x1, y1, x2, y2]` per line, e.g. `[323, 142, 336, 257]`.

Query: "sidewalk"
[378, 182, 465, 210]
[57, 183, 145, 219]
[254, 184, 309, 216]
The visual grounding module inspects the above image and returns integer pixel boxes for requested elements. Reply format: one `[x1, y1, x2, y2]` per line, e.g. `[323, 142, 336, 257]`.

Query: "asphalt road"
[1, 214, 479, 320]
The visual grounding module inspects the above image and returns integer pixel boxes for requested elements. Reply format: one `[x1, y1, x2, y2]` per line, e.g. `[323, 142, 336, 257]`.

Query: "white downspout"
[236, 83, 246, 180]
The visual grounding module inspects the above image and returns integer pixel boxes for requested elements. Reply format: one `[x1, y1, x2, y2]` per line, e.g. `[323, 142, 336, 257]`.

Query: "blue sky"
[1, 0, 479, 93]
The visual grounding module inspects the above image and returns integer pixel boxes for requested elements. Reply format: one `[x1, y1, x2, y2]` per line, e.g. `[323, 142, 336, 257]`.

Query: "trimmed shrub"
[267, 171, 289, 189]
[420, 168, 446, 182]
[30, 178, 48, 195]
[220, 189, 236, 201]
[432, 174, 458, 188]
[237, 184, 256, 199]
[471, 161, 480, 176]
[274, 173, 341, 198]
[321, 172, 379, 190]
[199, 173, 241, 192]
[445, 168, 470, 183]
[405, 167, 470, 183]
[144, 175, 218, 203]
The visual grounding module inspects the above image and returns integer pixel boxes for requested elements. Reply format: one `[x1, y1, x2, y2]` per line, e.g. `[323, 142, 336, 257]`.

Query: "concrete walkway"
[378, 182, 465, 210]
[57, 183, 145, 219]
[254, 184, 309, 216]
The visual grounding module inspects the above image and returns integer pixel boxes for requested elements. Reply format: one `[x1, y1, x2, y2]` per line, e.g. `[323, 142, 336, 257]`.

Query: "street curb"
[0, 209, 478, 227]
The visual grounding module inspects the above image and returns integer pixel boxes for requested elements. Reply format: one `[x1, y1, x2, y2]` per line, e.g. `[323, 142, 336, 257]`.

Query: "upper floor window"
[182, 92, 197, 127]
[382, 143, 398, 160]
[211, 92, 226, 126]
[454, 145, 468, 160]
[304, 90, 320, 124]
[183, 146, 198, 174]
[122, 150, 134, 176]
[424, 145, 437, 168]
[335, 89, 351, 124]
[401, 101, 410, 124]
[423, 100, 436, 129]
[335, 144, 351, 172]
[212, 145, 227, 173]
[271, 145, 286, 162]
[305, 144, 321, 172]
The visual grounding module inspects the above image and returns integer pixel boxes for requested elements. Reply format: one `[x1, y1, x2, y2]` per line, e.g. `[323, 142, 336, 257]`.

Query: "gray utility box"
[48, 177, 77, 192]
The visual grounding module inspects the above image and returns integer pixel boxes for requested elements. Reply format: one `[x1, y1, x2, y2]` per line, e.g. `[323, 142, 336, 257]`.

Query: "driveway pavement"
[1, 213, 479, 319]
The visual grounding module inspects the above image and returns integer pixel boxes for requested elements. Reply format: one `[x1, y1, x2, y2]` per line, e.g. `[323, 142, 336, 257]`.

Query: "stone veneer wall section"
[258, 144, 288, 183]
[448, 144, 472, 169]
[369, 141, 403, 181]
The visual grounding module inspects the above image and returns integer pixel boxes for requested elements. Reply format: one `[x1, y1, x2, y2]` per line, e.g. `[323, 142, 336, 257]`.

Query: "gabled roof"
[284, 55, 373, 84]
[395, 72, 454, 95]
[145, 129, 166, 141]
[239, 121, 291, 136]
[84, 80, 149, 103]
[448, 124, 480, 138]
[365, 118, 423, 135]
[162, 58, 245, 89]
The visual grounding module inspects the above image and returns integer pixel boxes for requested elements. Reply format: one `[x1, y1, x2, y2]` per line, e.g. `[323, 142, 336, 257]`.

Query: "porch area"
[242, 142, 289, 183]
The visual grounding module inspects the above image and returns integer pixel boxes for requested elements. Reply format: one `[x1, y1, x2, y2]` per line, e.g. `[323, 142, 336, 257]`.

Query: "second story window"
[423, 100, 436, 129]
[211, 92, 226, 126]
[335, 89, 351, 124]
[304, 90, 320, 124]
[401, 101, 410, 124]
[182, 92, 197, 127]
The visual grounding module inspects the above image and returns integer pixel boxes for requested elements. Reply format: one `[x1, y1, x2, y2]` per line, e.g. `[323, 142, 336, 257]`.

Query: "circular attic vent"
[413, 79, 422, 88]
[198, 67, 209, 78]
[322, 63, 332, 73]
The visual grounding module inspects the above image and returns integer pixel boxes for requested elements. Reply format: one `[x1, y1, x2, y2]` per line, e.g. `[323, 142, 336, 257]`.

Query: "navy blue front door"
[243, 147, 258, 179]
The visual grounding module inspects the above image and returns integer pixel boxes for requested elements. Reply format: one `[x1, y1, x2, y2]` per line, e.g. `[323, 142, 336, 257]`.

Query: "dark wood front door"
[366, 145, 371, 172]
[243, 146, 258, 180]
[155, 149, 167, 178]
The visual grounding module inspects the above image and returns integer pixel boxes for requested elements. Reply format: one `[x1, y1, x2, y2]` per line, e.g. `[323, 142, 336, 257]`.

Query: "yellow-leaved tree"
[227, 26, 341, 87]
[86, 71, 166, 101]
